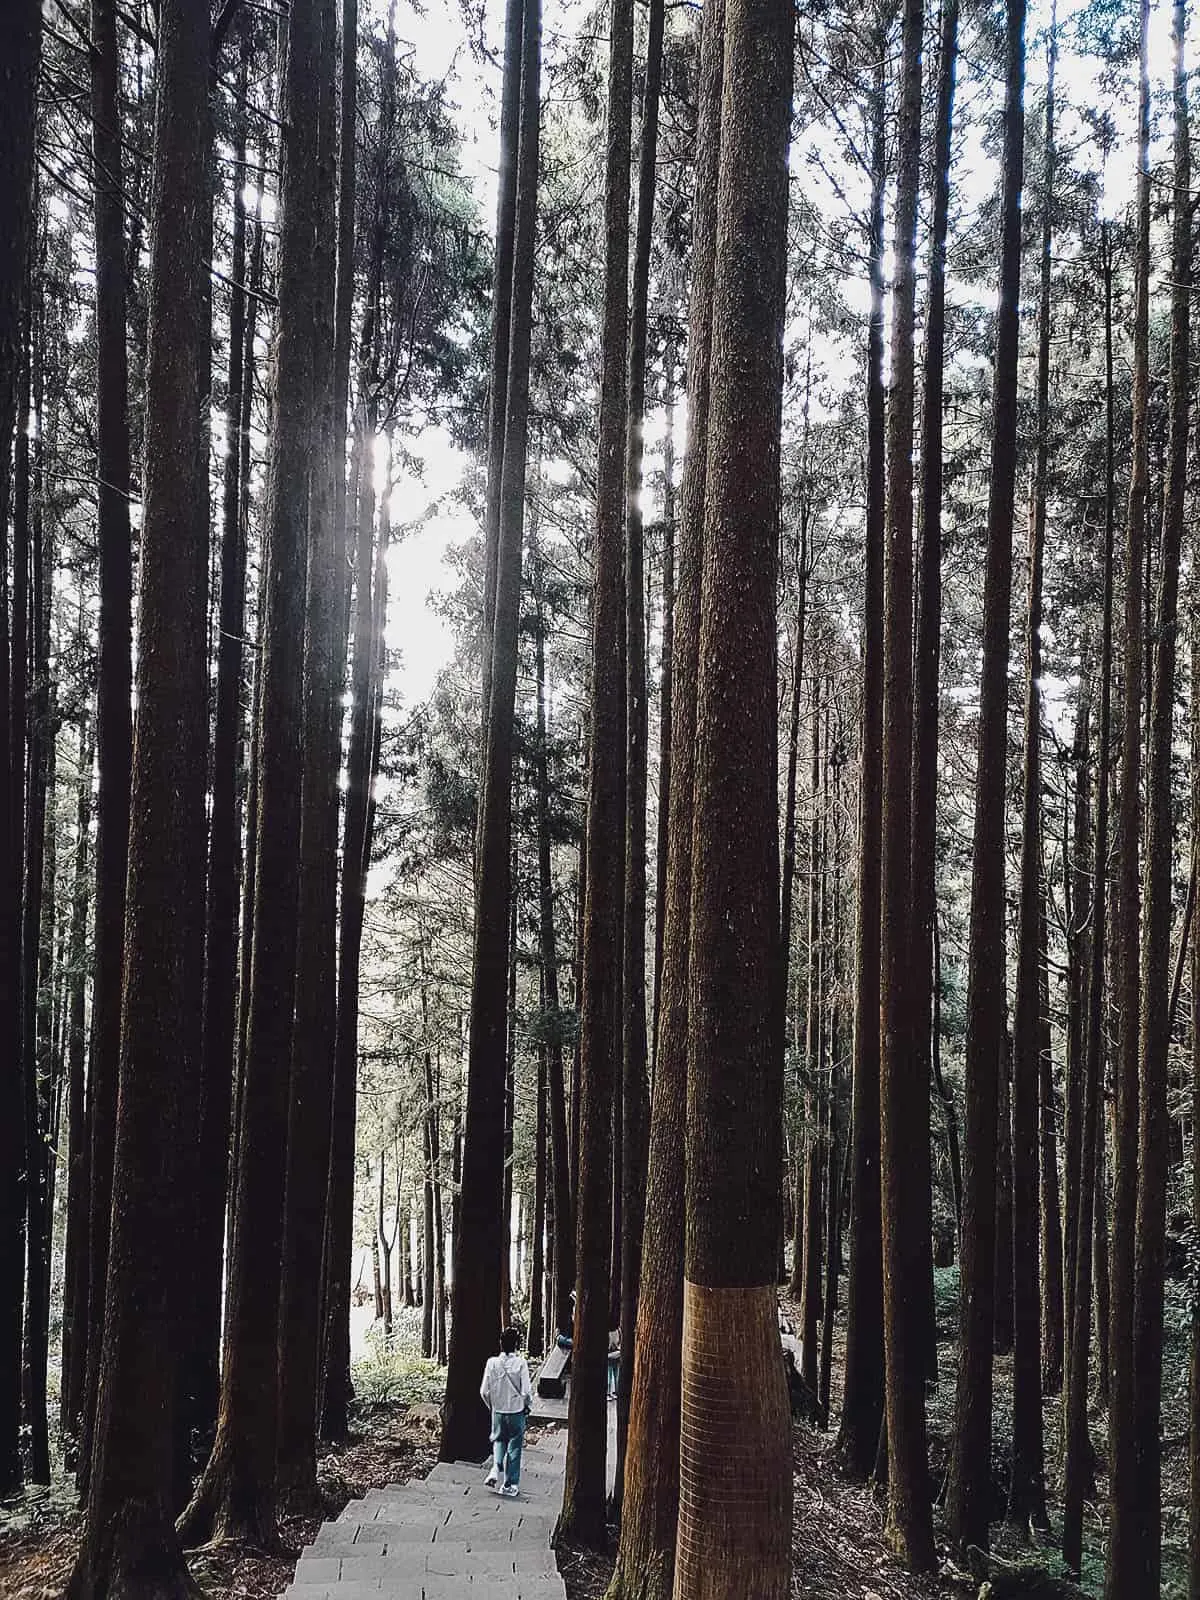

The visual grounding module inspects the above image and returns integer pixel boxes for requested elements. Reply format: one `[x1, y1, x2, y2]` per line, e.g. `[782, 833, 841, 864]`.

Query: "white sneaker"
[484, 1468, 501, 1489]
[502, 1484, 519, 1498]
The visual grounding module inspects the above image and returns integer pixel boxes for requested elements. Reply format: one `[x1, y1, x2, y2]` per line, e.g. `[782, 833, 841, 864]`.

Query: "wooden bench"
[536, 1343, 571, 1399]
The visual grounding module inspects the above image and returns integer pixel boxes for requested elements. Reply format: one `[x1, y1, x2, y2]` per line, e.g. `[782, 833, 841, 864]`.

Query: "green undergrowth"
[351, 1324, 444, 1410]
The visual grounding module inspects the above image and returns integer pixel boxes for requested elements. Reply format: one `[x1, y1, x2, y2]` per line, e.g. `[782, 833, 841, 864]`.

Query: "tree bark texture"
[945, 0, 1026, 1549]
[614, 0, 663, 1507]
[560, 0, 630, 1540]
[605, 5, 722, 1593]
[181, 0, 321, 1547]
[674, 0, 793, 1594]
[442, 0, 541, 1465]
[838, 50, 886, 1480]
[1106, 0, 1149, 1586]
[66, 0, 211, 1583]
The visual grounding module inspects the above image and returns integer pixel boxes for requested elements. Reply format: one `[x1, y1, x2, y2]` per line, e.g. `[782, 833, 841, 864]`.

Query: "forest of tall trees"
[4, 0, 1200, 1593]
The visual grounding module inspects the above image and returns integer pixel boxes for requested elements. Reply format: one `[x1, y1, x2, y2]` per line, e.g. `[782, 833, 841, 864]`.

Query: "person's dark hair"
[500, 1327, 520, 1354]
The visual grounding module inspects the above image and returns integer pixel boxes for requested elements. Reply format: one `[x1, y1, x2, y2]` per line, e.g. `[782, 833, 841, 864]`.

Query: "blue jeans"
[491, 1409, 526, 1486]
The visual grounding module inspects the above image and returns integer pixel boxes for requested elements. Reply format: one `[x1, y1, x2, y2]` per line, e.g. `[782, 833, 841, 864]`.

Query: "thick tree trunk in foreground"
[945, 0, 1026, 1550]
[79, 0, 135, 1488]
[674, 0, 793, 1590]
[181, 0, 321, 1548]
[1106, 0, 1149, 1588]
[560, 0, 630, 1540]
[443, 0, 541, 1463]
[66, 0, 211, 1584]
[605, 6, 722, 1593]
[878, 0, 932, 1561]
[838, 51, 886, 1480]
[1132, 4, 1188, 1583]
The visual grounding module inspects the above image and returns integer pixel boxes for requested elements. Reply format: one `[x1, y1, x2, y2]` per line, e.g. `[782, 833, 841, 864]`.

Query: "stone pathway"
[281, 1421, 573, 1600]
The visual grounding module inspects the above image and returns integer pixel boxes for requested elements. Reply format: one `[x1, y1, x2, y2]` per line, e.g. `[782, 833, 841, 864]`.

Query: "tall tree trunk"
[606, 4, 723, 1592]
[560, 0, 631, 1541]
[1009, 31, 1055, 1519]
[79, 0, 134, 1490]
[530, 1036, 547, 1357]
[0, 0, 39, 1497]
[534, 549, 574, 1336]
[837, 48, 886, 1480]
[278, 0, 340, 1509]
[1106, 0, 1150, 1585]
[945, 0, 1026, 1549]
[878, 0, 932, 1559]
[322, 13, 392, 1430]
[1132, 1, 1188, 1583]
[441, 0, 541, 1465]
[1038, 889, 1064, 1394]
[61, 719, 93, 1441]
[65, 0, 211, 1578]
[651, 352, 676, 1061]
[479, 0, 526, 718]
[181, 0, 322, 1548]
[1063, 221, 1116, 1581]
[22, 332, 52, 1486]
[1190, 477, 1200, 1600]
[800, 681, 823, 1399]
[1063, 662, 1092, 1387]
[995, 1037, 1015, 1356]
[192, 23, 252, 1460]
[614, 0, 663, 1507]
[673, 0, 793, 1587]
[912, 0, 958, 1367]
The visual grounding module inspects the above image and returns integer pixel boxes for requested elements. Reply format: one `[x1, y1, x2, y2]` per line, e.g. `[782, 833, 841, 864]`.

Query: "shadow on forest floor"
[0, 1393, 442, 1600]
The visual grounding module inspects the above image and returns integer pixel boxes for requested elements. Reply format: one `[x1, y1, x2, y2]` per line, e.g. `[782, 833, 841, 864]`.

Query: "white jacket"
[480, 1352, 532, 1415]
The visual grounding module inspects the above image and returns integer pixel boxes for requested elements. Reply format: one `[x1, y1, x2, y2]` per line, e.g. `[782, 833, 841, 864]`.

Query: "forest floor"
[0, 1356, 445, 1600]
[1, 1273, 1191, 1600]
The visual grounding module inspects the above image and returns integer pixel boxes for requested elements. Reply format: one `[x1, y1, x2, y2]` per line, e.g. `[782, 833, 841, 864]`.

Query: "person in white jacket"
[480, 1327, 532, 1496]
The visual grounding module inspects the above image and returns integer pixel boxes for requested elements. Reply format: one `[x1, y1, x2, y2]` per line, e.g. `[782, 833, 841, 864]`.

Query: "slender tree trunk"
[0, 0, 39, 1497]
[278, 0, 340, 1508]
[995, 1038, 1015, 1356]
[479, 0, 526, 717]
[878, 0, 932, 1558]
[673, 0, 793, 1586]
[1063, 664, 1092, 1385]
[800, 683, 823, 1399]
[192, 23, 252, 1460]
[530, 1038, 547, 1357]
[442, 0, 541, 1465]
[79, 0, 134, 1490]
[1189, 476, 1200, 1600]
[651, 354, 676, 1062]
[61, 719, 93, 1441]
[838, 48, 886, 1479]
[1063, 223, 1116, 1580]
[945, 0, 1026, 1548]
[1038, 892, 1064, 1394]
[66, 0, 211, 1579]
[21, 390, 52, 1486]
[614, 0, 663, 1507]
[606, 5, 723, 1592]
[1106, 0, 1150, 1585]
[534, 550, 574, 1337]
[560, 0, 631, 1541]
[1132, 2, 1188, 1582]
